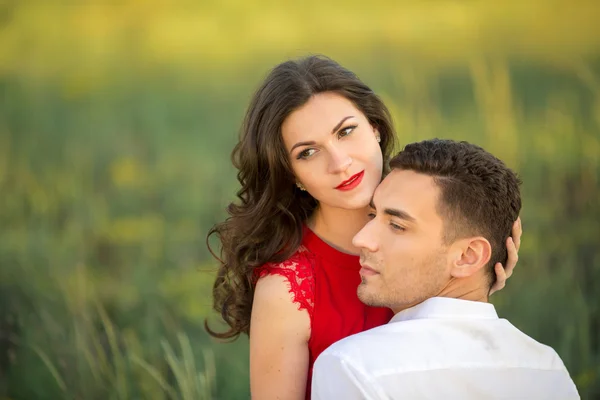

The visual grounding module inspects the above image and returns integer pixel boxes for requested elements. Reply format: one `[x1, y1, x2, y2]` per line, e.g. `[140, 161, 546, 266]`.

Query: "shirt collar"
[390, 297, 498, 323]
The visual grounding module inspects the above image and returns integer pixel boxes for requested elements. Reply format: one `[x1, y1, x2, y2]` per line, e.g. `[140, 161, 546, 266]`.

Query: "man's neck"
[391, 278, 489, 315]
[436, 276, 489, 303]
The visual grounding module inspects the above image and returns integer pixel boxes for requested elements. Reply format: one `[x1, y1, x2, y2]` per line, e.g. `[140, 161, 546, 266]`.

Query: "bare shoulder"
[252, 272, 311, 341]
[253, 245, 315, 329]
[250, 250, 314, 399]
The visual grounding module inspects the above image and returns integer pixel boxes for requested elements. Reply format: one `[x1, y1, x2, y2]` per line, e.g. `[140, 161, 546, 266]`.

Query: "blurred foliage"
[0, 0, 599, 399]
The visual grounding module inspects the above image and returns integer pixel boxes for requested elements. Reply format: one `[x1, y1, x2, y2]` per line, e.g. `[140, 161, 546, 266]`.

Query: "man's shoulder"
[497, 319, 571, 370]
[318, 317, 571, 373]
[317, 320, 427, 366]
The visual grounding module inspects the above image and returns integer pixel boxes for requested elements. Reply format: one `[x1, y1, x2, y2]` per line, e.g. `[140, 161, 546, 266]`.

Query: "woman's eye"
[367, 212, 376, 219]
[298, 148, 317, 159]
[338, 125, 356, 138]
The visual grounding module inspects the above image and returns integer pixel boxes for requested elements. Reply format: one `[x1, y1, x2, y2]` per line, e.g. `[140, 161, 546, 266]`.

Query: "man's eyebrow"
[369, 199, 416, 222]
[383, 208, 416, 222]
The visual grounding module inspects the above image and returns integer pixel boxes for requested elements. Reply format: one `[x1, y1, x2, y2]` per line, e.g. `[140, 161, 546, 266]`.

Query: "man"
[312, 139, 579, 399]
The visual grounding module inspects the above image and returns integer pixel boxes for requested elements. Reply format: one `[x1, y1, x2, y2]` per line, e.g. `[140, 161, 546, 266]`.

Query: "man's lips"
[335, 170, 364, 190]
[359, 264, 379, 276]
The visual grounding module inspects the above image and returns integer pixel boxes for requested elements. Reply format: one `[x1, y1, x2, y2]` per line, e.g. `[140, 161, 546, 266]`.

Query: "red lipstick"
[335, 170, 364, 191]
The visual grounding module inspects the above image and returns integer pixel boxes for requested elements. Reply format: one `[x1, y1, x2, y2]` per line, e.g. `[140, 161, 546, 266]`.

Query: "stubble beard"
[357, 278, 388, 308]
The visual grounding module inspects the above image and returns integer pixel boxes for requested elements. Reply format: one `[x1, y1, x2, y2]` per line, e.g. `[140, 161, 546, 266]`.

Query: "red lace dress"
[254, 226, 393, 399]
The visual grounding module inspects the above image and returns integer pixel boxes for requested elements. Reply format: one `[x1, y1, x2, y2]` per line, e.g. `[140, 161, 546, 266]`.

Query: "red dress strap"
[254, 246, 315, 319]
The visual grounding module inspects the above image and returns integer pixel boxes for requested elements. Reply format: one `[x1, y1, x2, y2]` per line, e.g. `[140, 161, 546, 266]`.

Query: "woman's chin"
[335, 191, 374, 211]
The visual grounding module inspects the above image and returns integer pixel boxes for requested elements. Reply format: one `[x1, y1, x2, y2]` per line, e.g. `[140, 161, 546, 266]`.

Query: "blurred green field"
[1, 1, 599, 399]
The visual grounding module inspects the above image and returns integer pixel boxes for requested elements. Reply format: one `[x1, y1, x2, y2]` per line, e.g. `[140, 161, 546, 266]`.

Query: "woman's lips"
[335, 170, 365, 191]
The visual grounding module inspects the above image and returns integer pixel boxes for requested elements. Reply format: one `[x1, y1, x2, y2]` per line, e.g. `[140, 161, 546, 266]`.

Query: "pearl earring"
[376, 136, 381, 143]
[296, 182, 306, 191]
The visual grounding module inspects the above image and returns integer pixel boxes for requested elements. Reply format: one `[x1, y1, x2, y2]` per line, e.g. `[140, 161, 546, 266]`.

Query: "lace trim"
[254, 246, 315, 319]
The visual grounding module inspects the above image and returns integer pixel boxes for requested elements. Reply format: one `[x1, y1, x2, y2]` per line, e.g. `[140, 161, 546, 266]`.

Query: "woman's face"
[281, 92, 383, 211]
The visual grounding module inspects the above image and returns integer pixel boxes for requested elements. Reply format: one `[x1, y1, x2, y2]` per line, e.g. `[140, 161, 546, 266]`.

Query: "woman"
[206, 55, 522, 400]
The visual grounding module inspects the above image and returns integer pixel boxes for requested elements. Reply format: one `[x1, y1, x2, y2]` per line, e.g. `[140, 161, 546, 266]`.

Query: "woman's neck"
[307, 204, 370, 255]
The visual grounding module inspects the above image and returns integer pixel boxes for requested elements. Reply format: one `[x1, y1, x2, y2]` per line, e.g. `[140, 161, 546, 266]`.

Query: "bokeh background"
[1, 1, 599, 399]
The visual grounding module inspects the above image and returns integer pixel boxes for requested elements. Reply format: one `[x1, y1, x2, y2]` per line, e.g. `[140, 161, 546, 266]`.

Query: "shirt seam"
[366, 364, 571, 378]
[324, 349, 567, 376]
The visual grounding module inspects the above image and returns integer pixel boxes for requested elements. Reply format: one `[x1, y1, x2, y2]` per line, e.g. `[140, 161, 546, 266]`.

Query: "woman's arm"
[250, 274, 311, 400]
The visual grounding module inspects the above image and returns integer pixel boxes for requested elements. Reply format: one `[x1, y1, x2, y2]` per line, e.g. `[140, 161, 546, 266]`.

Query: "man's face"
[352, 169, 452, 312]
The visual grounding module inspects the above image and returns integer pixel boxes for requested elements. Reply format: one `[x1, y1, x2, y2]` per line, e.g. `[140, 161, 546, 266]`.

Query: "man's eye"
[390, 223, 405, 231]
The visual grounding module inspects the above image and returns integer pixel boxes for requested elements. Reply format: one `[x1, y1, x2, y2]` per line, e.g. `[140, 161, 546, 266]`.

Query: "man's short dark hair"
[389, 139, 522, 286]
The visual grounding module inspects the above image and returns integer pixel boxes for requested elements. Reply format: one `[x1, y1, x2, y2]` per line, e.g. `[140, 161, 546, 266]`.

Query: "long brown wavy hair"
[206, 55, 397, 340]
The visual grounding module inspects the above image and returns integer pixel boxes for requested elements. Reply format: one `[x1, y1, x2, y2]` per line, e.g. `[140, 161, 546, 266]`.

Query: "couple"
[205, 55, 577, 399]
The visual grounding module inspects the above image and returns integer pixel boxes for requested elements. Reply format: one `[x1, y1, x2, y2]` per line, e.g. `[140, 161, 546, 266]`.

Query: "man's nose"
[352, 221, 378, 252]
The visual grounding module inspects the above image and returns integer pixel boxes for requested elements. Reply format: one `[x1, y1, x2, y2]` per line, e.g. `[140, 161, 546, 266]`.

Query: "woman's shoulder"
[254, 246, 316, 318]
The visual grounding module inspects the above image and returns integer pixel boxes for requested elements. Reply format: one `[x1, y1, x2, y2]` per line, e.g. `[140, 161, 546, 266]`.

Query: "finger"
[512, 218, 522, 252]
[504, 237, 518, 279]
[489, 263, 507, 295]
[495, 262, 507, 284]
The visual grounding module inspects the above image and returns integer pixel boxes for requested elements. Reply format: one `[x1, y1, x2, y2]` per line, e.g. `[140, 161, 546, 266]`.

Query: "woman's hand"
[490, 217, 522, 295]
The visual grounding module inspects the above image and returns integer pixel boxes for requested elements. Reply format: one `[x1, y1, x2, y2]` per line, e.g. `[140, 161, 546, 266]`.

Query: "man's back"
[312, 298, 579, 400]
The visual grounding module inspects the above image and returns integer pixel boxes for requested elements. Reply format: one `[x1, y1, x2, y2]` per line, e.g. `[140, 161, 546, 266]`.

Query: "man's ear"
[447, 237, 492, 278]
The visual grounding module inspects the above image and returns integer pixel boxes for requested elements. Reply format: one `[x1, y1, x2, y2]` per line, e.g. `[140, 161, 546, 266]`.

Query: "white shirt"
[312, 297, 579, 400]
